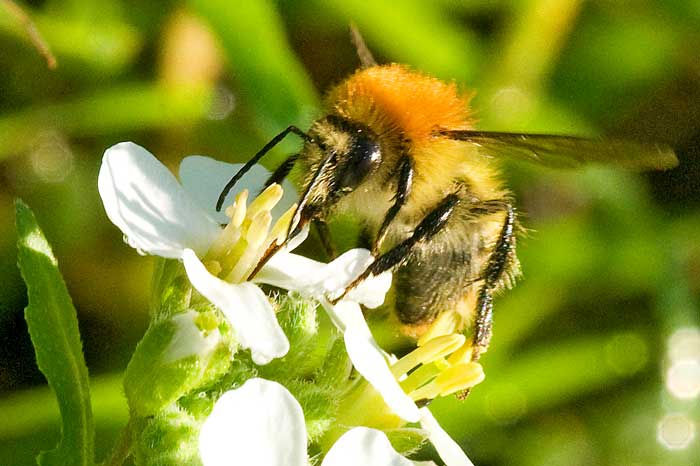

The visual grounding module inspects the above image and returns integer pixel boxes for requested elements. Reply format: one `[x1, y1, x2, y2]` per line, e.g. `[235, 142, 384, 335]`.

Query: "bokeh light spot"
[668, 327, 700, 362]
[666, 359, 700, 400]
[656, 413, 696, 450]
[29, 130, 74, 183]
[207, 85, 236, 120]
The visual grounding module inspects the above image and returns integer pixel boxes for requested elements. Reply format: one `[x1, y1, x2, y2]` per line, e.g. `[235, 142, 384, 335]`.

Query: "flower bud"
[131, 405, 202, 466]
[124, 310, 232, 416]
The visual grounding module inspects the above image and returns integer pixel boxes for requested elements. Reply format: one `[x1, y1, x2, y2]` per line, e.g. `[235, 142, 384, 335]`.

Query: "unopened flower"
[199, 377, 438, 466]
[99, 142, 390, 365]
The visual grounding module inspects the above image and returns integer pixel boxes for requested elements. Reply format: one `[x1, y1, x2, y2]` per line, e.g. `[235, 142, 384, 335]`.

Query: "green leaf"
[15, 200, 94, 466]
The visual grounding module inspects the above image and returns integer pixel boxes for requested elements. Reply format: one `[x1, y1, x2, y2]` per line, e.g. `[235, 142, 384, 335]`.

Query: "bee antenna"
[216, 126, 311, 211]
[350, 23, 377, 69]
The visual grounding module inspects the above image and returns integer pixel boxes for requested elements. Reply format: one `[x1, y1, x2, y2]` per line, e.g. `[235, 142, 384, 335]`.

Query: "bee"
[217, 28, 677, 362]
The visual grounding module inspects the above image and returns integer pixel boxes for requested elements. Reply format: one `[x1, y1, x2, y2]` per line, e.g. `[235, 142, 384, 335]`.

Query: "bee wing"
[438, 129, 678, 170]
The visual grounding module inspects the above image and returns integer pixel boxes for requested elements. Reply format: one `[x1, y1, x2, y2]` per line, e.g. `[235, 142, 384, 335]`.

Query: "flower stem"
[103, 419, 134, 466]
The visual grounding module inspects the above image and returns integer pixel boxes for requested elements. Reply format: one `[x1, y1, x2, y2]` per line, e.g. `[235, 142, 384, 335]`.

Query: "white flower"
[99, 142, 479, 466]
[199, 377, 435, 466]
[98, 142, 390, 365]
[321, 302, 481, 466]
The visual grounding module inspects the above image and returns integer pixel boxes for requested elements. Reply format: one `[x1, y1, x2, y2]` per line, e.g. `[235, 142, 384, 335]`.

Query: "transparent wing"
[437, 129, 678, 170]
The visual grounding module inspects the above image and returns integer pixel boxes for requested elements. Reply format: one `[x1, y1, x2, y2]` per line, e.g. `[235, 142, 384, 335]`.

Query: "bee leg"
[314, 218, 336, 260]
[332, 193, 459, 303]
[263, 154, 298, 189]
[373, 157, 414, 255]
[471, 204, 516, 361]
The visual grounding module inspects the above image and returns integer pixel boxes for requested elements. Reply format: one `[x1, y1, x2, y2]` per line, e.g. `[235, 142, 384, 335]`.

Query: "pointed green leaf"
[15, 200, 94, 466]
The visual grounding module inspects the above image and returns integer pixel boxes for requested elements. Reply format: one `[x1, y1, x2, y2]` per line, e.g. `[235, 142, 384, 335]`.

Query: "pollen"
[204, 184, 296, 283]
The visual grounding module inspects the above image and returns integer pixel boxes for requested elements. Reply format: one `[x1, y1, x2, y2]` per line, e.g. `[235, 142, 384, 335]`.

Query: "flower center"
[204, 184, 296, 283]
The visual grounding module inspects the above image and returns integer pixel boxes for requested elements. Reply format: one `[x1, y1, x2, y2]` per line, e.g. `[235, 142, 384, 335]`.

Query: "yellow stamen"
[246, 184, 283, 219]
[225, 211, 272, 283]
[227, 189, 248, 228]
[418, 310, 461, 346]
[206, 190, 249, 262]
[269, 203, 298, 246]
[434, 362, 485, 396]
[400, 363, 441, 395]
[447, 342, 474, 365]
[390, 334, 465, 378]
[408, 380, 442, 401]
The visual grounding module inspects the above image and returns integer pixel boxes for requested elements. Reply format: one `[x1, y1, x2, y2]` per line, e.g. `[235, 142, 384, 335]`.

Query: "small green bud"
[124, 310, 233, 416]
[131, 404, 202, 466]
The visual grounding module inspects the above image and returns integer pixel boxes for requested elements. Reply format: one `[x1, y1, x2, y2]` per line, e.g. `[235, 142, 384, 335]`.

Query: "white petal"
[322, 427, 418, 466]
[343, 270, 393, 309]
[199, 378, 307, 466]
[179, 155, 297, 224]
[98, 142, 220, 258]
[253, 251, 322, 291]
[162, 310, 222, 363]
[182, 249, 289, 365]
[257, 248, 391, 309]
[419, 408, 475, 466]
[328, 301, 420, 423]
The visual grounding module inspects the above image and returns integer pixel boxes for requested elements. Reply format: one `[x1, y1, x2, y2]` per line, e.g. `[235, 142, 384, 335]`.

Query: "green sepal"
[124, 309, 233, 416]
[315, 336, 352, 388]
[384, 428, 429, 457]
[15, 200, 95, 466]
[284, 379, 338, 442]
[150, 258, 193, 319]
[258, 292, 321, 380]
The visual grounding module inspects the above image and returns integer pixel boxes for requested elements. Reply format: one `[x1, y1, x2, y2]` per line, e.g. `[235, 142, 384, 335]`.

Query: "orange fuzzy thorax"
[326, 64, 504, 210]
[326, 64, 473, 146]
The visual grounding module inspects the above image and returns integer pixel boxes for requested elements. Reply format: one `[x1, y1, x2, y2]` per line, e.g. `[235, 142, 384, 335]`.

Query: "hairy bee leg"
[373, 157, 413, 255]
[263, 154, 299, 189]
[331, 193, 459, 303]
[471, 204, 516, 360]
[314, 218, 336, 260]
[472, 288, 494, 360]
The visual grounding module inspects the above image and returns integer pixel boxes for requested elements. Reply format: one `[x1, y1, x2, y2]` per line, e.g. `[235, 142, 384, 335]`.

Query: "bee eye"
[336, 133, 382, 190]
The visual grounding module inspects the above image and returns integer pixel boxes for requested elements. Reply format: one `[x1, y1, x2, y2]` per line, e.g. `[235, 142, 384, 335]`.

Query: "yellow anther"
[447, 342, 474, 365]
[247, 184, 283, 219]
[226, 190, 249, 228]
[226, 212, 272, 283]
[269, 203, 297, 246]
[391, 334, 466, 378]
[418, 310, 461, 346]
[246, 211, 273, 249]
[434, 362, 485, 396]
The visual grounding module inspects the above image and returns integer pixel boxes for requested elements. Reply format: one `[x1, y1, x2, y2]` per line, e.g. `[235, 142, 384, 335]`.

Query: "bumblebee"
[218, 30, 677, 362]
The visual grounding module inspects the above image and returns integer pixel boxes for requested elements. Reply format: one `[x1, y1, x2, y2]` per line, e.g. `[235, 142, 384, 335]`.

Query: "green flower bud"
[124, 310, 233, 416]
[131, 404, 202, 466]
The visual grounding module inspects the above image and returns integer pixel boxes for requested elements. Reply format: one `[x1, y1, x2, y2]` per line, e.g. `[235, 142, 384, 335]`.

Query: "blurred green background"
[1, 0, 699, 465]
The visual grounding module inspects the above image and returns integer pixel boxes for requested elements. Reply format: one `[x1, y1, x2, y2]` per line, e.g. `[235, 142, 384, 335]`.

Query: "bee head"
[287, 115, 383, 237]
